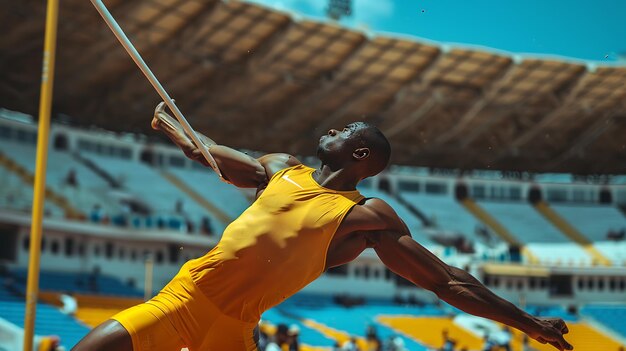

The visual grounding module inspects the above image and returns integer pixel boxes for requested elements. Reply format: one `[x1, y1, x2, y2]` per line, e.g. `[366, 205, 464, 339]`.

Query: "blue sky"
[245, 0, 626, 63]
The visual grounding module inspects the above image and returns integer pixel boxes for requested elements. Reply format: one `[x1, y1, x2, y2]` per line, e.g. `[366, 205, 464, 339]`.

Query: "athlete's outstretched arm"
[364, 201, 572, 351]
[151, 102, 298, 187]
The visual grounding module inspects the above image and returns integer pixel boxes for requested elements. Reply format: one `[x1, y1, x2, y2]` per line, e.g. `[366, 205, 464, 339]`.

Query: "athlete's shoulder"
[361, 197, 398, 221]
[346, 197, 407, 233]
[257, 153, 302, 179]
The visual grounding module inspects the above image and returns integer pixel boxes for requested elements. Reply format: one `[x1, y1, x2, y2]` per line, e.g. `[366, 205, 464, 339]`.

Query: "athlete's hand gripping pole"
[88, 0, 223, 178]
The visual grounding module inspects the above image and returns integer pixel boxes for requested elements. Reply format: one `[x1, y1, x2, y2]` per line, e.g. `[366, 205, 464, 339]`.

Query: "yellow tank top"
[187, 165, 364, 322]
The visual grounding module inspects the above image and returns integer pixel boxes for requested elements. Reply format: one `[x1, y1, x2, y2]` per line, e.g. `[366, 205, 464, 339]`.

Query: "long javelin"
[89, 0, 223, 178]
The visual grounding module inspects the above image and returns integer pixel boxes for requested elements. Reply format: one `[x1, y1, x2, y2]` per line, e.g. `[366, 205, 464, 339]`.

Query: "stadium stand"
[80, 152, 227, 233]
[478, 201, 568, 244]
[0, 162, 37, 212]
[594, 242, 626, 265]
[166, 167, 251, 220]
[0, 146, 68, 217]
[478, 201, 592, 265]
[0, 276, 90, 349]
[553, 204, 626, 264]
[534, 201, 613, 266]
[0, 139, 129, 221]
[379, 316, 483, 350]
[261, 308, 337, 348]
[277, 295, 440, 351]
[552, 204, 626, 241]
[11, 269, 143, 297]
[400, 192, 490, 244]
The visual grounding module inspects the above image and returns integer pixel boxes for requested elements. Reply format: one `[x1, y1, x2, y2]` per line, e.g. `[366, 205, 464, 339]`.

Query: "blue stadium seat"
[0, 276, 90, 349]
[11, 269, 143, 297]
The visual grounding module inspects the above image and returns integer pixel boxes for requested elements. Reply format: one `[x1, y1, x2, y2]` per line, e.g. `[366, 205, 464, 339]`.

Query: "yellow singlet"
[188, 164, 364, 322]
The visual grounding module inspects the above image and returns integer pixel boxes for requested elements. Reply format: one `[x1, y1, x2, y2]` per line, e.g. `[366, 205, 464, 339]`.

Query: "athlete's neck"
[312, 165, 360, 191]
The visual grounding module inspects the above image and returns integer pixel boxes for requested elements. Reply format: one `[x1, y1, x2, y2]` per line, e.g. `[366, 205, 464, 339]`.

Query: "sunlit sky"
[245, 0, 626, 63]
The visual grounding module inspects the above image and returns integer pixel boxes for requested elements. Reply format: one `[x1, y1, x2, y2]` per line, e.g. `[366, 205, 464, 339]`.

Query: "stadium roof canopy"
[2, 0, 626, 174]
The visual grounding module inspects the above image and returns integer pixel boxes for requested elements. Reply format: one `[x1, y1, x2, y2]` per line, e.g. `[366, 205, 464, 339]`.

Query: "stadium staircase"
[533, 201, 612, 266]
[160, 170, 232, 224]
[0, 150, 83, 218]
[460, 198, 539, 264]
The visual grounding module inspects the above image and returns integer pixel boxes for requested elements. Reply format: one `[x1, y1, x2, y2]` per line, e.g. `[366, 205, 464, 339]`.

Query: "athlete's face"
[317, 122, 364, 162]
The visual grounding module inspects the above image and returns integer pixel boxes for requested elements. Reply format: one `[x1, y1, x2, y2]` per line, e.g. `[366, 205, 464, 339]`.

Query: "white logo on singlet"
[282, 174, 304, 189]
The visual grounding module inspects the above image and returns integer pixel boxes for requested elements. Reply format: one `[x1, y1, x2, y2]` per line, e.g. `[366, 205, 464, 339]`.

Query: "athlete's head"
[317, 122, 391, 179]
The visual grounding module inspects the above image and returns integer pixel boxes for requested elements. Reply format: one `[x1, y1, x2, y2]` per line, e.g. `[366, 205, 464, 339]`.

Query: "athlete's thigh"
[112, 303, 186, 351]
[71, 320, 133, 351]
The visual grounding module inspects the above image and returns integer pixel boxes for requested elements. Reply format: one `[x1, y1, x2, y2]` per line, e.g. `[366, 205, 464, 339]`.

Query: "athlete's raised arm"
[363, 199, 573, 351]
[151, 102, 299, 188]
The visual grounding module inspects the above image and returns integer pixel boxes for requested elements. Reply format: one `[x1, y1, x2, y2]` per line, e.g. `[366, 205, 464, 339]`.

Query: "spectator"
[482, 334, 497, 351]
[384, 336, 406, 351]
[65, 169, 78, 187]
[88, 266, 100, 293]
[365, 325, 382, 351]
[342, 337, 360, 351]
[441, 329, 456, 351]
[175, 199, 184, 214]
[38, 335, 64, 351]
[201, 216, 213, 236]
[257, 320, 270, 351]
[266, 324, 289, 351]
[497, 326, 512, 351]
[112, 201, 132, 227]
[287, 324, 300, 351]
[90, 204, 105, 223]
[186, 218, 195, 234]
[156, 216, 166, 229]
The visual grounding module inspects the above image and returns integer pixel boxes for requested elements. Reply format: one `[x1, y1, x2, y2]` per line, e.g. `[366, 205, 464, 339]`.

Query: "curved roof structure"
[2, 0, 626, 174]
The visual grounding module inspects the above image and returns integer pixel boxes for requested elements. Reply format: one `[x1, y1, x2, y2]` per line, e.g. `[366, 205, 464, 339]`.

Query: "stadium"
[1, 0, 625, 350]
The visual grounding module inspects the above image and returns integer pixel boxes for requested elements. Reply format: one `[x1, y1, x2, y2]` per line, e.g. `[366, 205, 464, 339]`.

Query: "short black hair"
[354, 122, 391, 176]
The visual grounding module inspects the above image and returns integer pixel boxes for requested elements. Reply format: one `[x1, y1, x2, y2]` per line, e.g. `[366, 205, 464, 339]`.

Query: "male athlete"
[72, 103, 573, 351]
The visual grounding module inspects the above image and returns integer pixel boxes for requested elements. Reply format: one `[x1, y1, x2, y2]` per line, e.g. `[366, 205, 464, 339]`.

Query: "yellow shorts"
[112, 262, 259, 351]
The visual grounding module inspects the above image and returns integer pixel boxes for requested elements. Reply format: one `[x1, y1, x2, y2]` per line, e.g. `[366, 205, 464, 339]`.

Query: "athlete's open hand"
[527, 318, 573, 350]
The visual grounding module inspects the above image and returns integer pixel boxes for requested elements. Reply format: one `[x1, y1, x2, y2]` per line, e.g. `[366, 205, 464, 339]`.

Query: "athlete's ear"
[353, 147, 370, 160]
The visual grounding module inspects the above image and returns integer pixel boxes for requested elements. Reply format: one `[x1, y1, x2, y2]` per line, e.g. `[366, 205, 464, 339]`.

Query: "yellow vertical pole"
[23, 0, 59, 350]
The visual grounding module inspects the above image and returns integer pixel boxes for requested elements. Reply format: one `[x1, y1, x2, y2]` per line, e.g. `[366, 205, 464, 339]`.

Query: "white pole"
[144, 255, 153, 301]
[88, 0, 223, 178]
